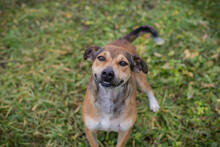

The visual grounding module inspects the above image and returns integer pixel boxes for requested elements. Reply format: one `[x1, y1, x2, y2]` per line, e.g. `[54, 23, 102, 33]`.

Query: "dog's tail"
[121, 25, 164, 45]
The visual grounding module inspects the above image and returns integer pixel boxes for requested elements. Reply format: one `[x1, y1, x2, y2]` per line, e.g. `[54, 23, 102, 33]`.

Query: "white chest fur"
[84, 84, 133, 132]
[84, 115, 133, 132]
[96, 84, 125, 114]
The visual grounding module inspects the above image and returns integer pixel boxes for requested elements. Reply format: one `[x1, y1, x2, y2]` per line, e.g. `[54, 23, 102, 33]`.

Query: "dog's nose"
[101, 67, 114, 82]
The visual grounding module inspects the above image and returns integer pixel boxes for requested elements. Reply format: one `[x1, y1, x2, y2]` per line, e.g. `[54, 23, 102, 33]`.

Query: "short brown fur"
[82, 25, 161, 147]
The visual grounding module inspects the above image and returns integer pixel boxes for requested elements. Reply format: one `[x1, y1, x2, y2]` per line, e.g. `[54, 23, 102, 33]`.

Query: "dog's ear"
[83, 46, 103, 61]
[126, 53, 148, 73]
[133, 55, 148, 73]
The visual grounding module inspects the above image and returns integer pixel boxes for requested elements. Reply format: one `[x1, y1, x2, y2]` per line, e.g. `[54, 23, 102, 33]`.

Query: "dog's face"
[84, 46, 148, 88]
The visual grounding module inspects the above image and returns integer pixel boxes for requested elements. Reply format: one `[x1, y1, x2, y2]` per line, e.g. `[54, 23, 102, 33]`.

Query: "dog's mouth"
[100, 81, 112, 87]
[100, 80, 124, 88]
[94, 74, 124, 88]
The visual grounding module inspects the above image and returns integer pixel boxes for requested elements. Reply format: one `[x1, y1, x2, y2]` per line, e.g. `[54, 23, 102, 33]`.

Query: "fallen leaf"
[154, 52, 162, 57]
[184, 49, 199, 59]
[23, 119, 27, 127]
[51, 50, 68, 55]
[199, 21, 208, 29]
[74, 104, 81, 113]
[162, 63, 170, 69]
[183, 71, 193, 77]
[154, 23, 160, 29]
[143, 34, 150, 39]
[63, 67, 75, 72]
[215, 108, 220, 115]
[184, 49, 191, 59]
[32, 104, 39, 111]
[72, 134, 79, 140]
[151, 117, 156, 128]
[201, 83, 215, 88]
[191, 51, 199, 58]
[114, 24, 119, 29]
[79, 62, 86, 68]
[168, 50, 175, 56]
[189, 81, 195, 86]
[173, 10, 179, 16]
[64, 12, 72, 18]
[203, 33, 207, 41]
[211, 54, 218, 59]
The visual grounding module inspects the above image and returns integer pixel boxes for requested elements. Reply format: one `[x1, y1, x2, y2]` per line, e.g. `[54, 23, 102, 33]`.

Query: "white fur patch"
[119, 119, 133, 131]
[147, 92, 160, 112]
[84, 116, 99, 130]
[154, 37, 165, 45]
[84, 116, 133, 132]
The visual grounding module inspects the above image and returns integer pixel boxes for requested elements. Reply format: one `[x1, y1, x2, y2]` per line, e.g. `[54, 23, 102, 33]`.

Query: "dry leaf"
[63, 67, 74, 72]
[64, 12, 72, 18]
[143, 34, 150, 39]
[202, 83, 215, 88]
[23, 119, 27, 127]
[184, 49, 191, 59]
[200, 21, 208, 29]
[183, 71, 193, 77]
[173, 10, 179, 16]
[51, 50, 68, 55]
[79, 62, 86, 68]
[162, 63, 170, 69]
[184, 49, 199, 59]
[211, 54, 218, 59]
[191, 51, 199, 58]
[168, 50, 175, 56]
[74, 105, 81, 113]
[203, 33, 207, 41]
[154, 23, 160, 29]
[114, 24, 119, 29]
[154, 52, 162, 57]
[32, 104, 39, 111]
[151, 117, 156, 128]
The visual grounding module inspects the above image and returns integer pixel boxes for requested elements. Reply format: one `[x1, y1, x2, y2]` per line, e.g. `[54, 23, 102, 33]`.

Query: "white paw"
[149, 99, 160, 112]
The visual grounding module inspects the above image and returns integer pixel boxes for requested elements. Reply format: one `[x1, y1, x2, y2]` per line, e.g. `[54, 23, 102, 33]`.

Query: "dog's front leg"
[85, 127, 98, 147]
[116, 129, 132, 147]
[135, 72, 160, 112]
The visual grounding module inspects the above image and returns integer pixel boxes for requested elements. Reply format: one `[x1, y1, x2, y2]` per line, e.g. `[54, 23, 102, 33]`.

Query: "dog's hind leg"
[116, 129, 132, 147]
[135, 72, 160, 112]
[85, 127, 98, 147]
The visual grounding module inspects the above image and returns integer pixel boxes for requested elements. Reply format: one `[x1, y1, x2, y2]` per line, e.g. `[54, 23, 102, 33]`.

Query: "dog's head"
[84, 46, 148, 88]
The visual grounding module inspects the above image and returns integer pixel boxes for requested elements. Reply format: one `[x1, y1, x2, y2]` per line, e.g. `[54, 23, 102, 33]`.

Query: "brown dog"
[82, 25, 164, 147]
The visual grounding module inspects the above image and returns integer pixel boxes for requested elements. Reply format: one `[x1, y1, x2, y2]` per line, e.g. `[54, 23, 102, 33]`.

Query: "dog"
[82, 25, 164, 147]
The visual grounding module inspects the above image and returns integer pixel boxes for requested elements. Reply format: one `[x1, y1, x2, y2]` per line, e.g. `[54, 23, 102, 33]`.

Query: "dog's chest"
[84, 85, 133, 132]
[85, 115, 133, 132]
[96, 86, 125, 114]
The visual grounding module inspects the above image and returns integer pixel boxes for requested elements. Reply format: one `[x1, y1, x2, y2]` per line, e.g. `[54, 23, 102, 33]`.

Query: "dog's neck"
[90, 78, 132, 116]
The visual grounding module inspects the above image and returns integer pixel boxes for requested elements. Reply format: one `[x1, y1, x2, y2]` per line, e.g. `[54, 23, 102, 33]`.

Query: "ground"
[0, 0, 219, 146]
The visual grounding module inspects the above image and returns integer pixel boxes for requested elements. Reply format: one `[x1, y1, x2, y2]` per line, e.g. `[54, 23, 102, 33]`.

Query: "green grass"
[0, 0, 219, 146]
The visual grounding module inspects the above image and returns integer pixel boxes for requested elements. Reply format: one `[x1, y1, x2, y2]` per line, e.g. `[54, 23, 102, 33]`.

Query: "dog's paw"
[149, 99, 160, 112]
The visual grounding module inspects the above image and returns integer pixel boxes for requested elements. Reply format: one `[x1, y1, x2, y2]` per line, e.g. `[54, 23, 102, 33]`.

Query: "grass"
[0, 0, 219, 146]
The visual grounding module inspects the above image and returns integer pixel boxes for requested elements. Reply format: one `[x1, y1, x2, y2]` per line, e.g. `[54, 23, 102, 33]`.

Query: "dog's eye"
[97, 56, 106, 61]
[119, 61, 128, 66]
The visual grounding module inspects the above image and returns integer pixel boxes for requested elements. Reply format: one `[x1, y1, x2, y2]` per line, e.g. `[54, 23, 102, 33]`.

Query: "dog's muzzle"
[94, 66, 123, 87]
[100, 67, 115, 87]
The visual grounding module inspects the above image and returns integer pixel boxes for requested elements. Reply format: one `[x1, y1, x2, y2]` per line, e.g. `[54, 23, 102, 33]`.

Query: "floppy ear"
[125, 54, 148, 73]
[83, 46, 103, 61]
[133, 55, 148, 73]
